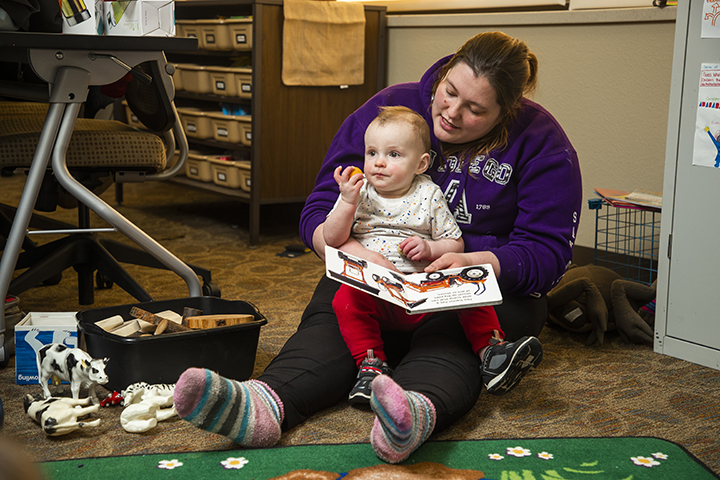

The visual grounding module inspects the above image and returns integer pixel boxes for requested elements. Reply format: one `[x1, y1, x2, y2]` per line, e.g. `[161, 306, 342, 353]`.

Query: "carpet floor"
[1, 174, 720, 475]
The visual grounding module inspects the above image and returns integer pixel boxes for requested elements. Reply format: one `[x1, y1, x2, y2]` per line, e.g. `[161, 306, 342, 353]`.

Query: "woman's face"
[432, 62, 503, 145]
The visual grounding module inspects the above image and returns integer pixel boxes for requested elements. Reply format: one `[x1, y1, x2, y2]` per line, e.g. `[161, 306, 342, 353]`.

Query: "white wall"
[385, 7, 676, 249]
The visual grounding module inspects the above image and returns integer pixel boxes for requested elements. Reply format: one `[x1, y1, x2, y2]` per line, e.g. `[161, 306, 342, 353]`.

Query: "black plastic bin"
[76, 297, 267, 392]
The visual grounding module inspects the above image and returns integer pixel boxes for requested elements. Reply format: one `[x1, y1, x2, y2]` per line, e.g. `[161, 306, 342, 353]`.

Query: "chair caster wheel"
[42, 272, 62, 286]
[202, 282, 221, 298]
[0, 341, 10, 369]
[96, 272, 114, 290]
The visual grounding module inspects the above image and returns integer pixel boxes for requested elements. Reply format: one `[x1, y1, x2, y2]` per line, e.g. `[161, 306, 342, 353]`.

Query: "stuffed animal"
[546, 264, 656, 345]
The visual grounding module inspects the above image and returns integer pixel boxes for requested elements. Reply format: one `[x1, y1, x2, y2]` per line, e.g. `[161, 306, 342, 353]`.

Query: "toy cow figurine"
[36, 344, 109, 403]
[24, 394, 101, 436]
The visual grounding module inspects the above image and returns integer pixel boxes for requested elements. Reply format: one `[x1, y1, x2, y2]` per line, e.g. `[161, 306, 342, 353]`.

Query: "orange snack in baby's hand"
[350, 167, 363, 177]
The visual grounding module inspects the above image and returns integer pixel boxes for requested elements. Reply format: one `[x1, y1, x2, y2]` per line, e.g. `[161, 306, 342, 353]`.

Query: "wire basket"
[588, 198, 661, 285]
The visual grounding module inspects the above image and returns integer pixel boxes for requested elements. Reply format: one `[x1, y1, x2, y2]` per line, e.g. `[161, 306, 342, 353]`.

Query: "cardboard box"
[15, 312, 78, 385]
[104, 0, 175, 37]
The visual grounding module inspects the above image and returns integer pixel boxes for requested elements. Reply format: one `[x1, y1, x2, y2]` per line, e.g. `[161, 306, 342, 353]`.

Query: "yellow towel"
[282, 0, 366, 86]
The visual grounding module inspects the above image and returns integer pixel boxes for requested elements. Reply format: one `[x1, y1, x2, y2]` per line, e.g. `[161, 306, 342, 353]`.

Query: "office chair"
[0, 59, 220, 307]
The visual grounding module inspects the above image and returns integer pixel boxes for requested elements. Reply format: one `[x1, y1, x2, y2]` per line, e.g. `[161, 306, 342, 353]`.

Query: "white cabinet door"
[655, 1, 720, 371]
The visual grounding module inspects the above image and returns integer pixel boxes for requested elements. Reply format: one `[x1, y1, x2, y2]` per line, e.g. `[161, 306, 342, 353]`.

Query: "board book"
[325, 246, 503, 314]
[594, 188, 662, 211]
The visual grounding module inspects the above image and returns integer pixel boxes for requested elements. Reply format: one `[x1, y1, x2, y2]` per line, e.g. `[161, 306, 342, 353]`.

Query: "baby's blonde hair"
[369, 106, 431, 153]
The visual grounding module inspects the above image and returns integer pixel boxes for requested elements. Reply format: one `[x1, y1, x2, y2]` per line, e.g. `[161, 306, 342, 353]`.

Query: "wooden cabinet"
[167, 0, 387, 245]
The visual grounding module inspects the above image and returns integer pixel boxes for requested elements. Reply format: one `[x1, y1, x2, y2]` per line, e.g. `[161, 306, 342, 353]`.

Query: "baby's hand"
[334, 166, 364, 205]
[399, 236, 431, 262]
[367, 250, 398, 271]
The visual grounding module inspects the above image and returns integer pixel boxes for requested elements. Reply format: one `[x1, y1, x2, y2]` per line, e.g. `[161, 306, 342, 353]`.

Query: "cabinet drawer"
[175, 21, 202, 46]
[177, 107, 215, 139]
[208, 67, 252, 99]
[206, 112, 252, 146]
[175, 64, 212, 94]
[185, 152, 214, 183]
[177, 19, 253, 51]
[208, 157, 251, 191]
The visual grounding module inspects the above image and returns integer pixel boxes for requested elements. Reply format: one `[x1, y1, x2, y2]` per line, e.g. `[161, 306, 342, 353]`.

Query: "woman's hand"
[425, 251, 501, 278]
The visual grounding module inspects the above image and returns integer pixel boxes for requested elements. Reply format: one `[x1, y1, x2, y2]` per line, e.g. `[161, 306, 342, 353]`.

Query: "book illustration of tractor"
[372, 266, 490, 310]
[328, 250, 380, 295]
[328, 249, 491, 310]
[406, 266, 490, 295]
[371, 273, 428, 310]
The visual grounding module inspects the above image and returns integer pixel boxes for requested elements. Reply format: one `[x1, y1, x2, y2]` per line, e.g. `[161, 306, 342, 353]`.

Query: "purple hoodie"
[300, 55, 582, 296]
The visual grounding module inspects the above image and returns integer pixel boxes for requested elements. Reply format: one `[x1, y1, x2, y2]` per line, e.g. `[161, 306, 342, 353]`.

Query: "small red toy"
[100, 391, 124, 407]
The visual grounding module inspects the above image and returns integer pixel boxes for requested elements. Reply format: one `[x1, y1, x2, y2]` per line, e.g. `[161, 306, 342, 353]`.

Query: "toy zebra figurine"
[121, 382, 175, 407]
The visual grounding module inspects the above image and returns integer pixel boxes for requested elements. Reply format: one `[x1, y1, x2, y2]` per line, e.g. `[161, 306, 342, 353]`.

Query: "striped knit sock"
[369, 374, 436, 464]
[173, 368, 284, 448]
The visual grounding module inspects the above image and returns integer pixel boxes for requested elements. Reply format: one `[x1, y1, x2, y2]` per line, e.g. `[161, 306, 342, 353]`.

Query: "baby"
[323, 106, 541, 403]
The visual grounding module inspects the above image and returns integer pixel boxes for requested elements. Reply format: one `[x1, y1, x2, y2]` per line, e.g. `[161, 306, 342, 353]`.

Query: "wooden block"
[110, 320, 142, 337]
[130, 307, 192, 333]
[96, 315, 124, 332]
[182, 307, 204, 319]
[155, 309, 183, 324]
[185, 314, 256, 329]
[130, 306, 163, 324]
[154, 318, 168, 336]
[182, 307, 204, 327]
[137, 320, 156, 333]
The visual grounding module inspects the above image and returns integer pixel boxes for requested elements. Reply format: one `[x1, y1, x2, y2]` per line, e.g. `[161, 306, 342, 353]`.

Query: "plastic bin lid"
[207, 157, 251, 167]
[177, 107, 203, 114]
[187, 149, 211, 161]
[176, 64, 208, 72]
[208, 66, 252, 74]
[194, 18, 252, 25]
[205, 111, 252, 122]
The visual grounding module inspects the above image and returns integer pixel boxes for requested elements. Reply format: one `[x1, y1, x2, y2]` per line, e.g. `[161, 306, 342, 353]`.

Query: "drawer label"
[235, 34, 247, 44]
[187, 123, 197, 132]
[217, 172, 227, 182]
[241, 83, 251, 93]
[205, 34, 215, 44]
[217, 127, 229, 137]
[215, 80, 226, 91]
[246, 132, 252, 141]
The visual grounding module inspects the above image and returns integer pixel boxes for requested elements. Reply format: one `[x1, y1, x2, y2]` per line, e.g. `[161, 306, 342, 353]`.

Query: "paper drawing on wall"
[325, 246, 502, 314]
[702, 0, 720, 38]
[693, 64, 720, 168]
